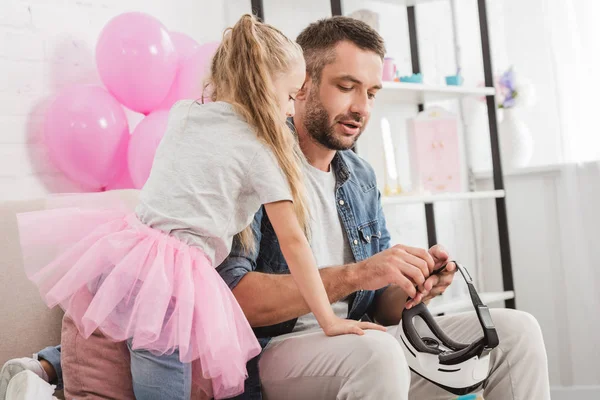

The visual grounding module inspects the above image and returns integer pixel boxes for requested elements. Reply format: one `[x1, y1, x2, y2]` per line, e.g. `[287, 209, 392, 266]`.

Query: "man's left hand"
[405, 245, 456, 309]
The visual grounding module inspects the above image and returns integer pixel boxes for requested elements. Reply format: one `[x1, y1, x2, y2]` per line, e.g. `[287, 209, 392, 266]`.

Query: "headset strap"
[453, 262, 499, 350]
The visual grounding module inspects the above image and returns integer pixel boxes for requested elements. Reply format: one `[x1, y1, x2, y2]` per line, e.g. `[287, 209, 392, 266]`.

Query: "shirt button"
[366, 237, 371, 243]
[353, 239, 358, 245]
[338, 200, 345, 206]
[377, 231, 381, 236]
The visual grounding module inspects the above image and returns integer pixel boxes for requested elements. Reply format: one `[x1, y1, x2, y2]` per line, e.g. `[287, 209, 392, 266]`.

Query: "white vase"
[498, 108, 533, 170]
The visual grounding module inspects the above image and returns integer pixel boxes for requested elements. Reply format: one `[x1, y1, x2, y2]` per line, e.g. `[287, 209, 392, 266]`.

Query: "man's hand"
[351, 244, 434, 299]
[405, 244, 457, 309]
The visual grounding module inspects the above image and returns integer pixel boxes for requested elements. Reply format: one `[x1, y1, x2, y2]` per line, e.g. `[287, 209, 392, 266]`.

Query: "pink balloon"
[96, 12, 178, 114]
[105, 130, 135, 190]
[128, 111, 170, 189]
[170, 32, 200, 61]
[44, 85, 129, 191]
[155, 41, 220, 111]
[105, 163, 135, 190]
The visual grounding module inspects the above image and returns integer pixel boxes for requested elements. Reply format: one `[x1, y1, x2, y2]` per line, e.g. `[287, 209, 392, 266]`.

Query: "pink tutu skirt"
[17, 193, 260, 399]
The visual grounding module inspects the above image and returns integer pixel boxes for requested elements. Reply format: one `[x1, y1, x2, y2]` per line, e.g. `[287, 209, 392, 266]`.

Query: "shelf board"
[428, 291, 515, 315]
[369, 0, 447, 6]
[382, 189, 505, 205]
[377, 81, 495, 104]
[473, 164, 562, 180]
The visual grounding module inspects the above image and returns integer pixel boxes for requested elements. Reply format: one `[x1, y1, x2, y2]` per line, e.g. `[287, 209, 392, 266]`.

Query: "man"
[217, 16, 551, 400]
[1, 16, 550, 400]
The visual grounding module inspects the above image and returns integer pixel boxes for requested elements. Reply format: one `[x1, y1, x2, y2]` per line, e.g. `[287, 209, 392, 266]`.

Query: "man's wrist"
[344, 261, 365, 292]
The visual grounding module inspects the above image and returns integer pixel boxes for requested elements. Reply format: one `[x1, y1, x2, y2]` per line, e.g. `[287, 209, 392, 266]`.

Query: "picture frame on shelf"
[407, 106, 461, 194]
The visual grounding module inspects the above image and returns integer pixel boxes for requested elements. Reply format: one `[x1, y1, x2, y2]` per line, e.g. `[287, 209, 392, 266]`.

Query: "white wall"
[476, 164, 600, 392]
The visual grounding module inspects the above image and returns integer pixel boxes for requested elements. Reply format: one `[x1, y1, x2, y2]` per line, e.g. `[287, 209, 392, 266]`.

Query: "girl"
[17, 14, 384, 399]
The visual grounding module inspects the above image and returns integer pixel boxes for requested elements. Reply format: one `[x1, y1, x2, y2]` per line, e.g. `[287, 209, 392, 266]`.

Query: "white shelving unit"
[473, 164, 561, 180]
[382, 189, 505, 206]
[336, 0, 518, 311]
[376, 82, 500, 209]
[252, 0, 517, 312]
[378, 81, 495, 104]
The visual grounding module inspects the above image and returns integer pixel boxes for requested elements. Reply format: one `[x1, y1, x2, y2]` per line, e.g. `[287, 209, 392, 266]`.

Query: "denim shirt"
[216, 149, 392, 399]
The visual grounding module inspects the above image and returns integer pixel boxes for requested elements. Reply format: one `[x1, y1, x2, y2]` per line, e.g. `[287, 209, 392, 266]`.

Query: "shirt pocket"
[357, 220, 382, 256]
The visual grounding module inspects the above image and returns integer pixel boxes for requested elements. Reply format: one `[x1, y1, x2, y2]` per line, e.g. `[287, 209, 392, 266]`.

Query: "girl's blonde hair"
[204, 14, 310, 251]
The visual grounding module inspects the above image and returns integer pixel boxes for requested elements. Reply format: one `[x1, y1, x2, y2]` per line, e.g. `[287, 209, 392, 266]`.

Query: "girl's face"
[272, 59, 306, 121]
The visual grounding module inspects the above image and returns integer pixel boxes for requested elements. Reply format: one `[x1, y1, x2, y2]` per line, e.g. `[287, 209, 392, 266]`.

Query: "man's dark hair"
[296, 16, 386, 83]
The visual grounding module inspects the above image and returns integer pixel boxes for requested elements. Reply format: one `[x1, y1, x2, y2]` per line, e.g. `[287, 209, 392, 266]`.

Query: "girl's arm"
[263, 201, 335, 328]
[263, 200, 385, 336]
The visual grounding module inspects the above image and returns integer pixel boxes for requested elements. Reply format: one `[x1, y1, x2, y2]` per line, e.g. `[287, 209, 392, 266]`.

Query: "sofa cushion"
[0, 197, 63, 364]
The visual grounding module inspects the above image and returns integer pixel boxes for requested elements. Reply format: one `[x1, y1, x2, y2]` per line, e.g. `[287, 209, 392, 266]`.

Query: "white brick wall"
[0, 0, 251, 201]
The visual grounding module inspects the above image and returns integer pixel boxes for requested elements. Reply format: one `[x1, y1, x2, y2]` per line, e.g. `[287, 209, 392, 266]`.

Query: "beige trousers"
[259, 309, 551, 400]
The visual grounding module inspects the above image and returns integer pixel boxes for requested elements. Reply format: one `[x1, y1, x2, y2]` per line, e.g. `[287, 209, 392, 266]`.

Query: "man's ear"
[296, 76, 312, 101]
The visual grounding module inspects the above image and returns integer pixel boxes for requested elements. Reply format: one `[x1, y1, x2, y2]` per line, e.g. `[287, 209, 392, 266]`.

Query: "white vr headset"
[397, 262, 499, 395]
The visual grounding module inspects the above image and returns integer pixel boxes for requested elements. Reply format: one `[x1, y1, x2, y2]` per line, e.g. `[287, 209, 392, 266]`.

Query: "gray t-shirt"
[136, 100, 292, 266]
[293, 163, 354, 332]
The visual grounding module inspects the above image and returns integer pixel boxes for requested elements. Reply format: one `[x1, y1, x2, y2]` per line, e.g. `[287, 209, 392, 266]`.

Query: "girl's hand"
[322, 316, 387, 336]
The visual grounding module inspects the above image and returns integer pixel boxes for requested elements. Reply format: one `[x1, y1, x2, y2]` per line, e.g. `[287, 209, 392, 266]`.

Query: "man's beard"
[303, 88, 365, 151]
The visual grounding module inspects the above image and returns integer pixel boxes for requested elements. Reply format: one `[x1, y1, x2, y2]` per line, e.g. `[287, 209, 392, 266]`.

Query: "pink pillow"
[61, 315, 134, 399]
[61, 315, 211, 399]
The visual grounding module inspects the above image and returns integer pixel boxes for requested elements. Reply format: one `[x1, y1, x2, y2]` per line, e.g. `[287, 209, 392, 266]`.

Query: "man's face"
[298, 41, 383, 150]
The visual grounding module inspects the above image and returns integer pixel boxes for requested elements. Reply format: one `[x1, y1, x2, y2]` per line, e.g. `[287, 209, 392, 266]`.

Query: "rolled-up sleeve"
[216, 207, 264, 290]
[218, 255, 254, 289]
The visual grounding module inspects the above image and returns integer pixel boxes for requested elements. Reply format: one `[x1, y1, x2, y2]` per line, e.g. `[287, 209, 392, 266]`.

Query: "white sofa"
[1, 196, 64, 365]
[0, 190, 141, 399]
